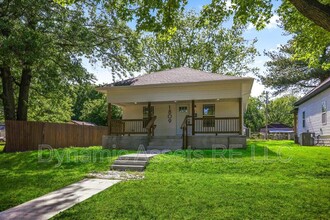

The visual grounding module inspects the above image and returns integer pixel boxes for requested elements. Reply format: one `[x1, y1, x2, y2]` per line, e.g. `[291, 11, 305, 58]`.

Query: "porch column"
[108, 103, 112, 135]
[147, 102, 152, 121]
[192, 100, 195, 135]
[147, 102, 152, 137]
[239, 98, 243, 135]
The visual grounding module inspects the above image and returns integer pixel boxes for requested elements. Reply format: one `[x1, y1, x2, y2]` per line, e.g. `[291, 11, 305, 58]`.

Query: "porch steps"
[113, 160, 148, 166]
[110, 153, 158, 172]
[110, 164, 145, 172]
[147, 136, 182, 150]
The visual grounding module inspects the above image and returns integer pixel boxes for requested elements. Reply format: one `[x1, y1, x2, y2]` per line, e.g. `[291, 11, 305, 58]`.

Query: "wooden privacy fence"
[5, 120, 108, 152]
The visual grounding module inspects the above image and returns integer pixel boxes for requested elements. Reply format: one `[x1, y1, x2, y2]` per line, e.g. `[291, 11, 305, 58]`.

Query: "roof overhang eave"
[98, 77, 254, 91]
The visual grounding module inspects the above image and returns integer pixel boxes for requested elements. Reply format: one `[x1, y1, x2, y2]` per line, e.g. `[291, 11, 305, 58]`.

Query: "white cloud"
[246, 14, 280, 31]
[265, 14, 280, 29]
[247, 23, 255, 30]
[225, 0, 235, 10]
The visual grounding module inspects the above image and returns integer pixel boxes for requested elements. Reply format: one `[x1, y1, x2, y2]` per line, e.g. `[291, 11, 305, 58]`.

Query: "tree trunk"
[16, 67, 32, 121]
[289, 0, 330, 32]
[0, 67, 16, 120]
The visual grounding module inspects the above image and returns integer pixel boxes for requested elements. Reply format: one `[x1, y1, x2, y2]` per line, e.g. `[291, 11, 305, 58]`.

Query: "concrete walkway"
[0, 152, 166, 220]
[0, 179, 120, 220]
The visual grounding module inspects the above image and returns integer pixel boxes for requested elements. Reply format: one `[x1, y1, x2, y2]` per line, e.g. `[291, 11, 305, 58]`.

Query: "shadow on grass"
[0, 147, 133, 211]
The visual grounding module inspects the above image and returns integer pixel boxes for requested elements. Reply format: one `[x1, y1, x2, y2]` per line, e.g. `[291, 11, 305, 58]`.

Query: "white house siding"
[122, 100, 239, 136]
[297, 88, 330, 142]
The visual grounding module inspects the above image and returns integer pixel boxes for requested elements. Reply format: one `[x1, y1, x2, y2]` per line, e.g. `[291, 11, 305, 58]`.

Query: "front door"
[176, 105, 189, 135]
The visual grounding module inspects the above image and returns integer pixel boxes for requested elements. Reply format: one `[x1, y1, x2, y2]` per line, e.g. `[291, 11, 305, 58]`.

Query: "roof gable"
[295, 76, 330, 106]
[111, 67, 251, 87]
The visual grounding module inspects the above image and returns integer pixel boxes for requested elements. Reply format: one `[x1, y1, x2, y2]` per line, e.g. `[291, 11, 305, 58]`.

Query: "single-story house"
[97, 67, 254, 150]
[294, 77, 330, 145]
[260, 123, 294, 140]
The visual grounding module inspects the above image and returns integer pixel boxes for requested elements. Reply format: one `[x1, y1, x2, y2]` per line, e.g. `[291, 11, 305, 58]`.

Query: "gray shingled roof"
[110, 67, 250, 86]
[295, 76, 330, 106]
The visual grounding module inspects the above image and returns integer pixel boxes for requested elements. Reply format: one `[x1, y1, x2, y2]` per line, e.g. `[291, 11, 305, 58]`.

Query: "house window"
[322, 101, 327, 125]
[143, 106, 154, 127]
[302, 111, 305, 128]
[179, 106, 188, 113]
[203, 104, 215, 127]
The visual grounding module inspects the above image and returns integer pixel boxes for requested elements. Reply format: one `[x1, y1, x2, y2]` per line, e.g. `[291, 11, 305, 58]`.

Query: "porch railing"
[181, 116, 240, 148]
[194, 117, 240, 134]
[110, 116, 157, 136]
[145, 116, 157, 137]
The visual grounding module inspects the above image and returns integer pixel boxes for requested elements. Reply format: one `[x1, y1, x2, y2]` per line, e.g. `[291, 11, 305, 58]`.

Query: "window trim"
[322, 101, 327, 125]
[203, 104, 215, 116]
[178, 106, 188, 113]
[302, 111, 305, 128]
[203, 104, 215, 127]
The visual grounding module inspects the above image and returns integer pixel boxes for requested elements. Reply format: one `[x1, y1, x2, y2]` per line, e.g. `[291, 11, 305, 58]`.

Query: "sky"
[83, 0, 292, 97]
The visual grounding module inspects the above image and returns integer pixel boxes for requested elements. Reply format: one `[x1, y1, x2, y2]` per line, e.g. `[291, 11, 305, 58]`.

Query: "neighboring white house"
[294, 77, 330, 145]
[97, 67, 254, 150]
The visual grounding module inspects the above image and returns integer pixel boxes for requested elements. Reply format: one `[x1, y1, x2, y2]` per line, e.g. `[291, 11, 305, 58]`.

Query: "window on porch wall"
[143, 106, 154, 128]
[203, 104, 215, 127]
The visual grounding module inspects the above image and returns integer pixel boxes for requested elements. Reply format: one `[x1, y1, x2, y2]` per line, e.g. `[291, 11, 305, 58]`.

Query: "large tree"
[141, 11, 258, 75]
[106, 0, 330, 70]
[202, 0, 330, 71]
[28, 83, 74, 122]
[0, 0, 140, 121]
[99, 0, 330, 32]
[259, 42, 330, 94]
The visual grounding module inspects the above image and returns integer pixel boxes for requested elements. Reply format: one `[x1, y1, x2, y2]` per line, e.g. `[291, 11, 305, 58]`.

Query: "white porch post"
[239, 98, 243, 135]
[108, 103, 112, 135]
[192, 100, 195, 135]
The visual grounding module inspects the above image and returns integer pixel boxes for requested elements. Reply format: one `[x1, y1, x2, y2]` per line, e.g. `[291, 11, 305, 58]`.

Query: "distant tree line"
[244, 94, 298, 132]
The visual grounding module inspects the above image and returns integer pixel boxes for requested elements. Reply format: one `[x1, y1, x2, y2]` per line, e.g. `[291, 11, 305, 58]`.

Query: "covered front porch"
[104, 98, 246, 149]
[97, 67, 253, 150]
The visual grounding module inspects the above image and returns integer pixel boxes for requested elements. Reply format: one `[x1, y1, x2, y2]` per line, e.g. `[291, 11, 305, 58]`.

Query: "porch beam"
[108, 103, 112, 135]
[239, 98, 242, 135]
[192, 100, 195, 135]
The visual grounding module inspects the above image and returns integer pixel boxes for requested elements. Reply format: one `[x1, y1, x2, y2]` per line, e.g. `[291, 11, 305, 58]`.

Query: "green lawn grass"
[53, 140, 330, 219]
[0, 147, 132, 211]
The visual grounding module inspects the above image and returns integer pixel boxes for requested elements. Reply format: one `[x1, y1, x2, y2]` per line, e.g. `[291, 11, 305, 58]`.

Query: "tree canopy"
[141, 11, 258, 75]
[259, 42, 330, 94]
[244, 94, 298, 132]
[71, 84, 122, 126]
[0, 0, 140, 121]
[102, 0, 330, 71]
